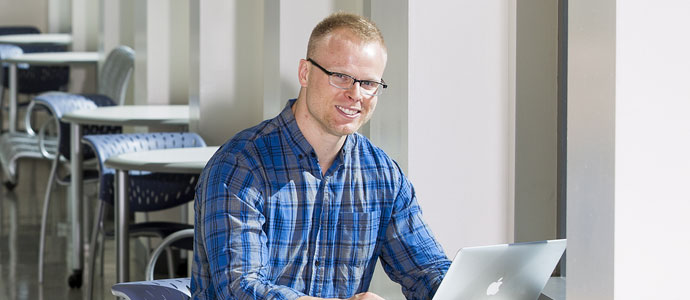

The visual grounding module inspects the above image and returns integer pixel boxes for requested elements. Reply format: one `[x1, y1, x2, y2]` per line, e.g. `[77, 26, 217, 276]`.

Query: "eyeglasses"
[307, 58, 388, 96]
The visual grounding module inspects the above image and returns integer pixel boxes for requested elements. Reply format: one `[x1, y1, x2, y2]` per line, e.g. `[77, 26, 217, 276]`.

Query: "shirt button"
[314, 260, 320, 267]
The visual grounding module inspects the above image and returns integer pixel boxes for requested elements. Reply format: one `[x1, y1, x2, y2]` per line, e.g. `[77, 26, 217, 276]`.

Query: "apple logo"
[486, 277, 503, 296]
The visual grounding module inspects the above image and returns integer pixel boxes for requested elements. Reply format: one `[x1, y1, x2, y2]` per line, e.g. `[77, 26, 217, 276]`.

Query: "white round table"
[104, 146, 217, 283]
[105, 146, 218, 174]
[0, 33, 72, 46]
[0, 51, 101, 133]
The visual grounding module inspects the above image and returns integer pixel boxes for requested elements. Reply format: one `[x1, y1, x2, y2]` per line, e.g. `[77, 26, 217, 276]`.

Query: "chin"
[332, 125, 359, 136]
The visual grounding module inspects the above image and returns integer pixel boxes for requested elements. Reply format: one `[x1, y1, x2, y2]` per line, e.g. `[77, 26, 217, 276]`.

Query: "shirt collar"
[278, 99, 356, 162]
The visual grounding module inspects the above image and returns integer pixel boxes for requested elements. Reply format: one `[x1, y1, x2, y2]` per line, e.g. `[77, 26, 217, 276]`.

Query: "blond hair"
[306, 12, 386, 58]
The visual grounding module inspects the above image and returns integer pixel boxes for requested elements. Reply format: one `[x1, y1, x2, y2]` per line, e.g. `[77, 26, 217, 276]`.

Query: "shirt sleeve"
[193, 152, 306, 300]
[378, 168, 452, 300]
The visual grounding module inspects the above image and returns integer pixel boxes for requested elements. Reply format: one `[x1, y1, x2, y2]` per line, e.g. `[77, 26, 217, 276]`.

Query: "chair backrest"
[31, 93, 121, 159]
[111, 278, 191, 300]
[0, 26, 40, 35]
[0, 26, 65, 53]
[82, 132, 206, 211]
[98, 46, 135, 106]
[0, 44, 23, 62]
[0, 44, 22, 82]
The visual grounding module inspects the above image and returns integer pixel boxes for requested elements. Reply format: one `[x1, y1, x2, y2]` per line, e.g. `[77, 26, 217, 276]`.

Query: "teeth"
[337, 106, 359, 115]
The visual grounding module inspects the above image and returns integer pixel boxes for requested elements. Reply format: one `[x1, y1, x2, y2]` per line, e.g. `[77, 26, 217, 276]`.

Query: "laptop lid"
[432, 239, 566, 300]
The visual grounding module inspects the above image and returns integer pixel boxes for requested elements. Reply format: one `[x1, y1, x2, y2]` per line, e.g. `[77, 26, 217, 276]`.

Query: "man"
[192, 12, 450, 300]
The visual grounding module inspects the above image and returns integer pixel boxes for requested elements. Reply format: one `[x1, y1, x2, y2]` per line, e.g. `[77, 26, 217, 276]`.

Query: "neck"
[292, 96, 346, 174]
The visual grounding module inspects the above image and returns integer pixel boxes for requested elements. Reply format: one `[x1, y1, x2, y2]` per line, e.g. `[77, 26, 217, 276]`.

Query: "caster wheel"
[68, 269, 83, 288]
[3, 180, 16, 190]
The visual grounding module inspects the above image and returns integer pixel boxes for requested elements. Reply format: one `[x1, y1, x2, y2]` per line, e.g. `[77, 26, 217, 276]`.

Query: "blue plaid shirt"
[192, 100, 450, 300]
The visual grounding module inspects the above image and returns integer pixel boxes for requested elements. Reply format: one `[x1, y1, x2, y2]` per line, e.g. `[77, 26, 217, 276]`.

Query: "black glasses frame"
[307, 58, 388, 95]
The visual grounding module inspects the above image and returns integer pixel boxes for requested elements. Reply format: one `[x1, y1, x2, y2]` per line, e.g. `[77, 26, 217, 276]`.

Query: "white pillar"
[70, 0, 98, 93]
[189, 0, 264, 145]
[132, 0, 189, 106]
[100, 0, 122, 55]
[514, 0, 559, 243]
[262, 0, 334, 119]
[568, 0, 690, 299]
[368, 0, 409, 172]
[71, 0, 98, 51]
[133, 0, 169, 105]
[48, 0, 71, 33]
[99, 0, 135, 105]
[387, 0, 516, 255]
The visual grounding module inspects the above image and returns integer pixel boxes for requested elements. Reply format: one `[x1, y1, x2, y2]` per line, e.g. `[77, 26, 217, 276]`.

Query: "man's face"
[299, 29, 387, 138]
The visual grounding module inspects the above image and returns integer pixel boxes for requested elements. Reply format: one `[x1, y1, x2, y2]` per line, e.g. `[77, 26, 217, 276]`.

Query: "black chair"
[81, 132, 204, 298]
[30, 46, 135, 287]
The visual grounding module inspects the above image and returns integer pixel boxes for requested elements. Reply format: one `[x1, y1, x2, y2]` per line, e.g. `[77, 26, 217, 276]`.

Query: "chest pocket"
[334, 210, 381, 266]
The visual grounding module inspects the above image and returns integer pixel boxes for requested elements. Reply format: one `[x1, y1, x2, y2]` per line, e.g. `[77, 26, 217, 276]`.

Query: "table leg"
[115, 169, 130, 283]
[69, 123, 83, 286]
[8, 63, 17, 133]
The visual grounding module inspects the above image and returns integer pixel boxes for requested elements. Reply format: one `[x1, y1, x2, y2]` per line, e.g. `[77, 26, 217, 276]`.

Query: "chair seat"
[0, 132, 58, 185]
[111, 277, 191, 300]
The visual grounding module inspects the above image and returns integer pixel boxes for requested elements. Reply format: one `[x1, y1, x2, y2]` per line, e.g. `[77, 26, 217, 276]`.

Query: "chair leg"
[166, 246, 175, 278]
[38, 154, 60, 283]
[99, 205, 107, 278]
[0, 85, 5, 131]
[86, 200, 105, 300]
[144, 212, 152, 253]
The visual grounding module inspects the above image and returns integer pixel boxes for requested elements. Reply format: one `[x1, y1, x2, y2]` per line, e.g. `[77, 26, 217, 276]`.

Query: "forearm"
[382, 176, 451, 299]
[297, 292, 385, 300]
[227, 275, 305, 300]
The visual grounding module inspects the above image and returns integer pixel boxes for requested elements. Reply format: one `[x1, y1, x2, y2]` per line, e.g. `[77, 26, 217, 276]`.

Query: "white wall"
[404, 0, 515, 254]
[568, 0, 690, 299]
[615, 1, 690, 294]
[0, 0, 49, 31]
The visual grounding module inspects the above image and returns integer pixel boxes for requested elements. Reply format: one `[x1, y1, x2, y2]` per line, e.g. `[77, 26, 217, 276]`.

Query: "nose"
[345, 82, 363, 101]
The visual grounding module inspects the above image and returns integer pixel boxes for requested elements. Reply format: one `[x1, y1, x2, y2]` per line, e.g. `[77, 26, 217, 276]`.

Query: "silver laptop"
[432, 239, 566, 300]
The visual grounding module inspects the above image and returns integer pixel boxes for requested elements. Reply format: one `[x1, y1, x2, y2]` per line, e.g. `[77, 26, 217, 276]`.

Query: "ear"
[298, 59, 310, 87]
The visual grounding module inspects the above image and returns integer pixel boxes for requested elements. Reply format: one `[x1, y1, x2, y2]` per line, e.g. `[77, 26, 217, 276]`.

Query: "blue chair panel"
[82, 132, 206, 211]
[111, 277, 191, 300]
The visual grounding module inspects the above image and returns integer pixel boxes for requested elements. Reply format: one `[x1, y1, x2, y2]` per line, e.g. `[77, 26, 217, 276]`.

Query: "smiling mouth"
[336, 105, 361, 116]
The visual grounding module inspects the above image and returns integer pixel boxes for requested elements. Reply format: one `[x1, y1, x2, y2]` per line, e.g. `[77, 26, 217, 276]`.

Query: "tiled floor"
[0, 158, 129, 300]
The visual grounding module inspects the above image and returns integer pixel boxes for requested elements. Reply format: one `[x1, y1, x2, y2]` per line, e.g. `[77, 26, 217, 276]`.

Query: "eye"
[360, 81, 378, 89]
[332, 73, 349, 80]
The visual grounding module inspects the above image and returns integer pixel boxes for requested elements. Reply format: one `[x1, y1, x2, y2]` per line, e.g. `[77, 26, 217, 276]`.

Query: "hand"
[298, 292, 385, 300]
[347, 292, 386, 300]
